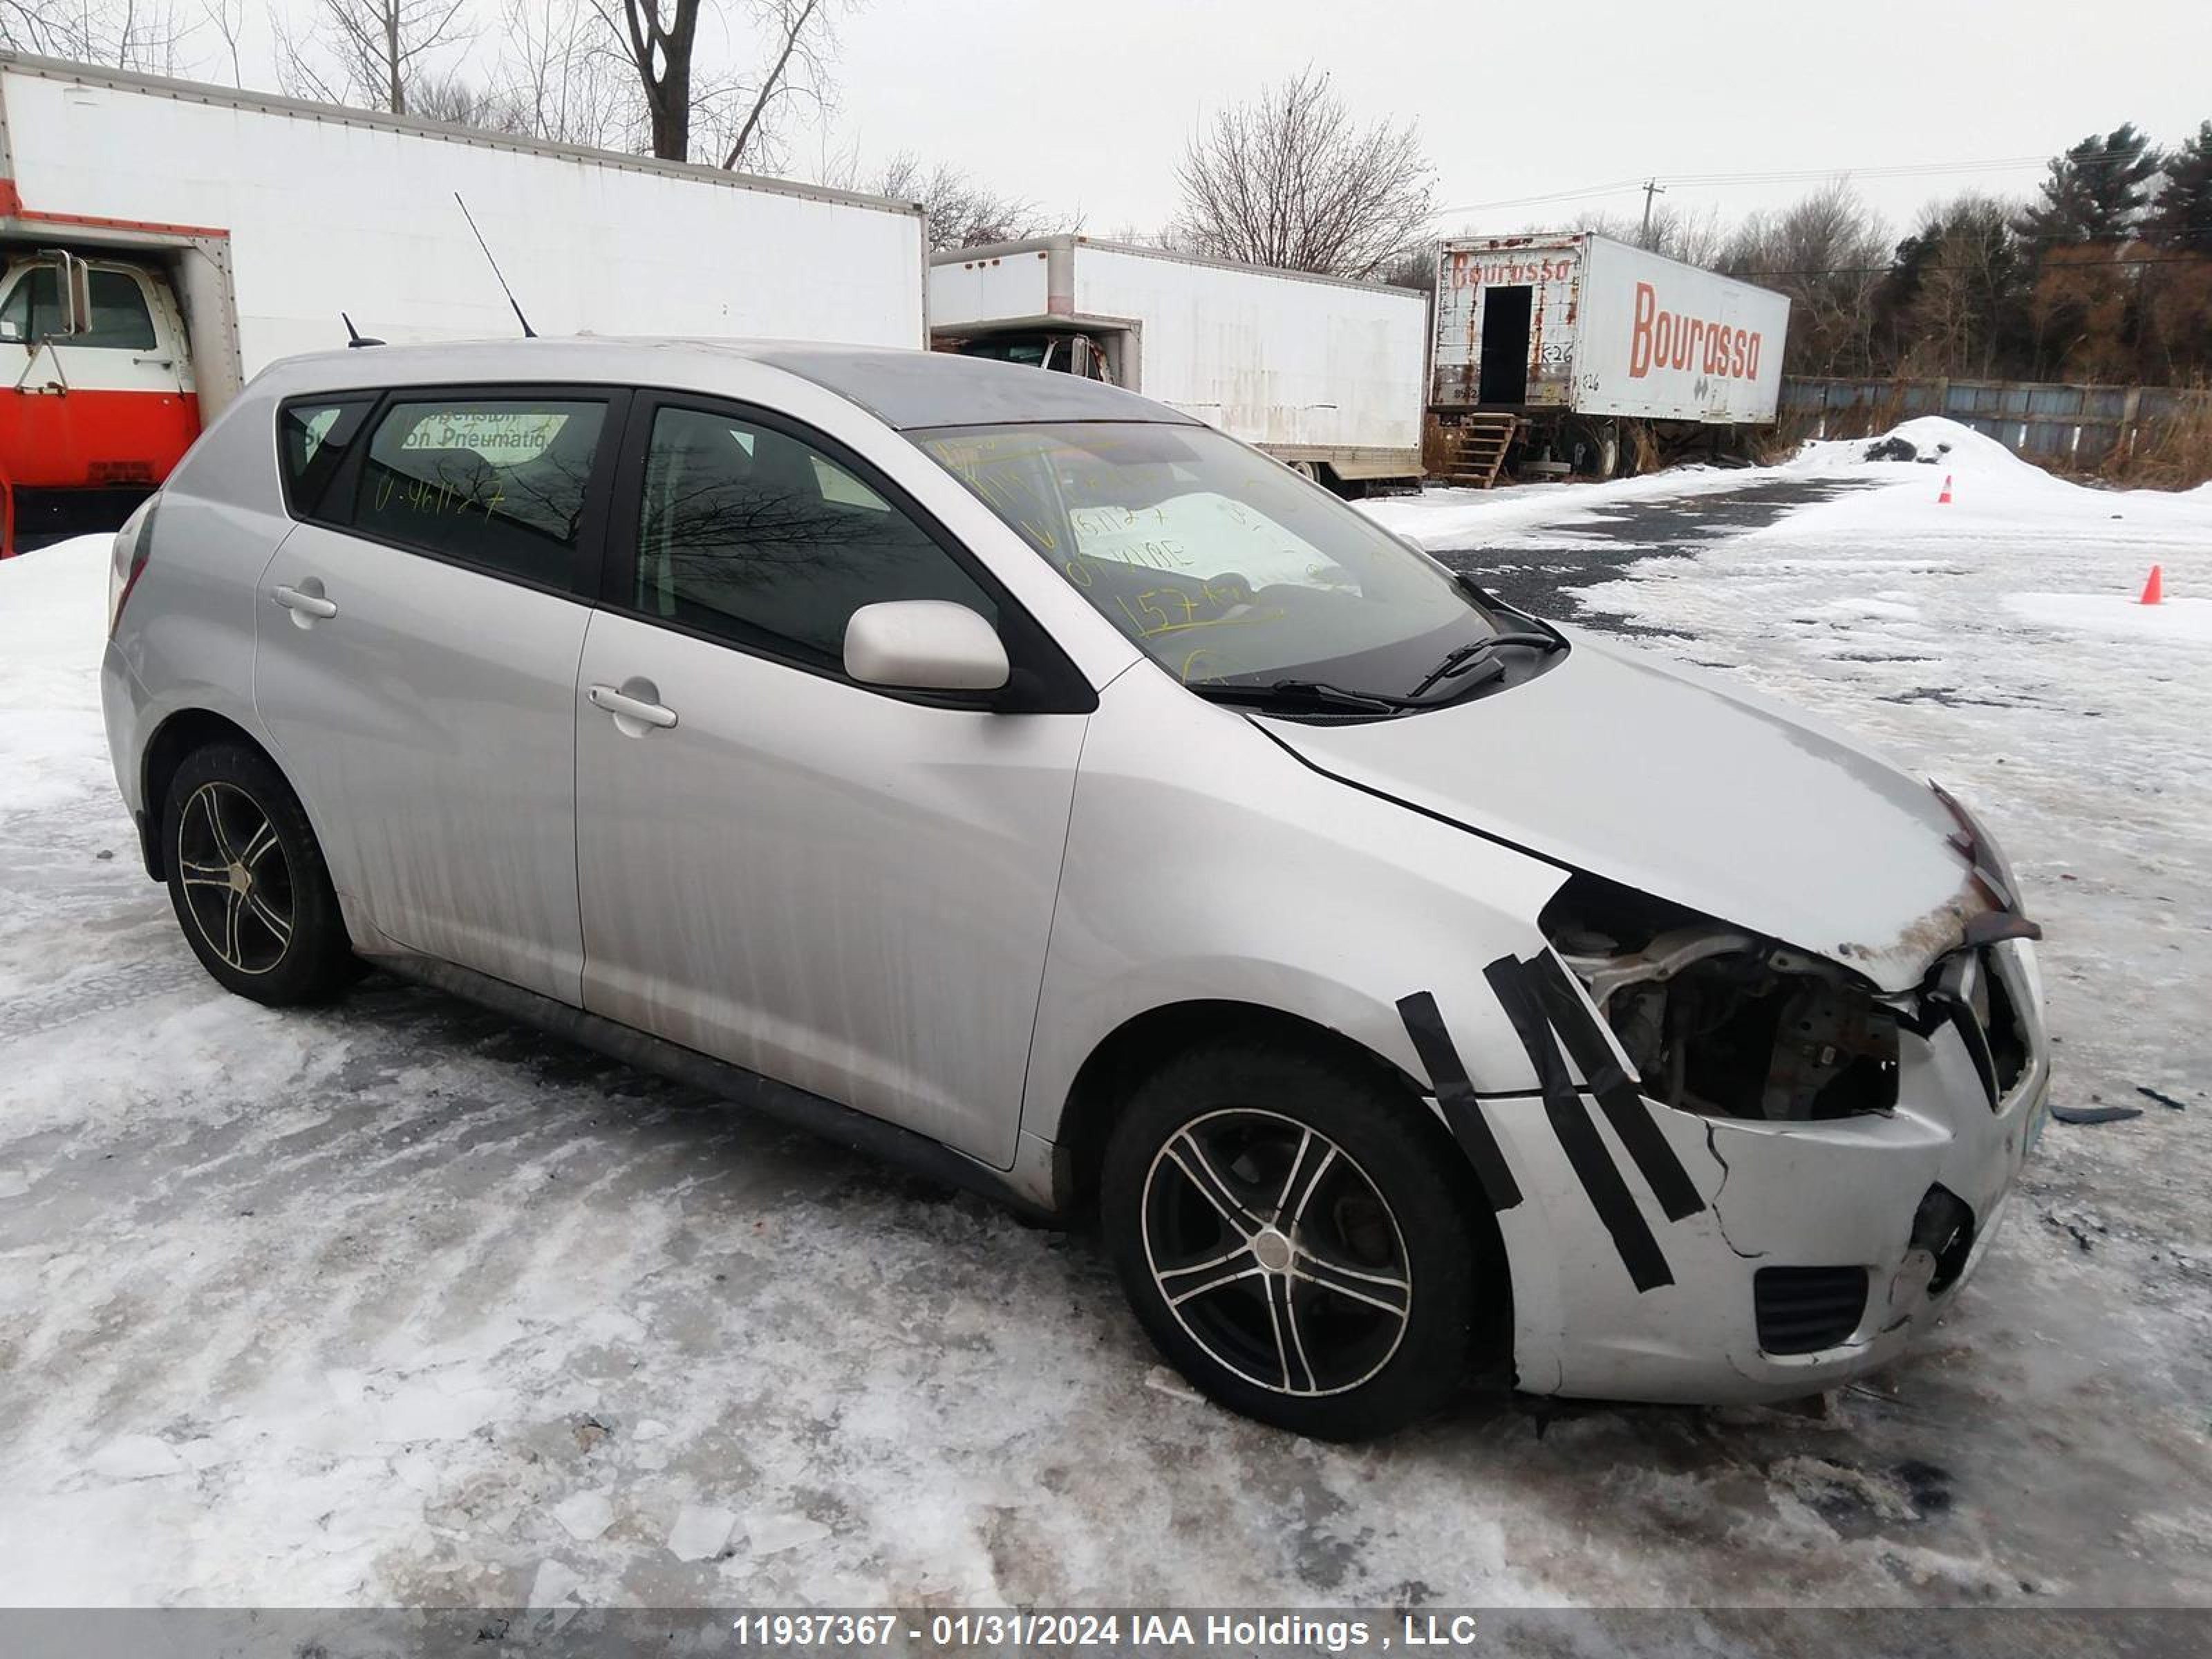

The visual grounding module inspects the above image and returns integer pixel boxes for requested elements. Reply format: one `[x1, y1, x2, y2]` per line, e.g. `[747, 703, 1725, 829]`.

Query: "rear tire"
[1100, 1038, 1486, 1439]
[162, 742, 353, 1006]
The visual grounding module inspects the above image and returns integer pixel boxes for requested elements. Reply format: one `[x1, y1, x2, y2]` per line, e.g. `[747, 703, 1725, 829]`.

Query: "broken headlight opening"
[1917, 943, 2032, 1107]
[1542, 874, 1902, 1122]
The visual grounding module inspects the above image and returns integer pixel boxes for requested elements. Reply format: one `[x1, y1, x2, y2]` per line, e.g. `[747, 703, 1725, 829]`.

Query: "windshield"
[912, 422, 1520, 702]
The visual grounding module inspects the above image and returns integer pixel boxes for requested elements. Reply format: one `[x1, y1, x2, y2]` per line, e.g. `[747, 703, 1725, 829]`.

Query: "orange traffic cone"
[1938, 474, 1953, 505]
[2139, 565, 2163, 605]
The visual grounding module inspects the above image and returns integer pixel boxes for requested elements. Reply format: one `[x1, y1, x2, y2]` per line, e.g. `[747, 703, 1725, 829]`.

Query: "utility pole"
[1640, 178, 1667, 248]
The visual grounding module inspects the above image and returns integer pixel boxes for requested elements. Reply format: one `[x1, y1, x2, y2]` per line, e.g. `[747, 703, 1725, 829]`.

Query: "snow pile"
[1785, 416, 2070, 490]
[0, 536, 113, 815]
[1868, 415, 2043, 477]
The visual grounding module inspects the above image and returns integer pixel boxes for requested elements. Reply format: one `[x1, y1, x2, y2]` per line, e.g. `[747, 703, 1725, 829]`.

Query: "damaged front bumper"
[1481, 939, 2050, 1405]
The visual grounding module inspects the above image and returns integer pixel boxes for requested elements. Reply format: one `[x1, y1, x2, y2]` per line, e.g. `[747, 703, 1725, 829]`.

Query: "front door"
[573, 395, 1088, 1165]
[254, 386, 626, 1002]
[0, 256, 198, 519]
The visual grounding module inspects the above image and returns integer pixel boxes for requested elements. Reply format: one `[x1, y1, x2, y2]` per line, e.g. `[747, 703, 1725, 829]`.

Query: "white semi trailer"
[0, 52, 928, 553]
[1430, 231, 1792, 483]
[929, 236, 1429, 495]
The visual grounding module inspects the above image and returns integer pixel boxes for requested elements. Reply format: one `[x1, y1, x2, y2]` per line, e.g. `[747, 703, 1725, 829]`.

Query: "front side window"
[353, 397, 608, 585]
[632, 404, 995, 669]
[0, 265, 156, 350]
[915, 422, 1526, 706]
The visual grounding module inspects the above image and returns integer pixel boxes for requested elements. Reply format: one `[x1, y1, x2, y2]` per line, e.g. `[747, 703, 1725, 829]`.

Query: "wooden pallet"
[1434, 413, 1518, 489]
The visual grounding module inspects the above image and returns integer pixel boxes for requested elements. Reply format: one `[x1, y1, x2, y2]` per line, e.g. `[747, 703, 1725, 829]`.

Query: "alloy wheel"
[1140, 1107, 1412, 1397]
[175, 780, 295, 975]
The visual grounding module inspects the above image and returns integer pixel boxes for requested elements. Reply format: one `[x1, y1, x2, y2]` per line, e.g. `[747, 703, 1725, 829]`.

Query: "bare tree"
[1720, 180, 1891, 375]
[870, 151, 1072, 251]
[409, 68, 513, 129]
[1172, 66, 1435, 279]
[1576, 201, 1729, 270]
[496, 0, 637, 147]
[590, 0, 700, 160]
[3, 0, 194, 70]
[1873, 192, 2028, 378]
[591, 0, 841, 167]
[1370, 236, 1441, 292]
[715, 0, 825, 170]
[200, 0, 245, 84]
[273, 0, 473, 117]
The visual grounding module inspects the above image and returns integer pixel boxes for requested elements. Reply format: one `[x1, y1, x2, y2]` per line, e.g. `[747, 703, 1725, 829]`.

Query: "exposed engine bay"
[1543, 874, 1904, 1121]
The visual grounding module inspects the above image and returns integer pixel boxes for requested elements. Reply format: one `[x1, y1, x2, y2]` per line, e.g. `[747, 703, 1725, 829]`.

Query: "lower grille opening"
[1754, 1265, 1871, 1356]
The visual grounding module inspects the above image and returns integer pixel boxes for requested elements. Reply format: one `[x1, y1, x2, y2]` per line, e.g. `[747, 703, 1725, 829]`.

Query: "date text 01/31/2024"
[727, 1612, 1489, 1651]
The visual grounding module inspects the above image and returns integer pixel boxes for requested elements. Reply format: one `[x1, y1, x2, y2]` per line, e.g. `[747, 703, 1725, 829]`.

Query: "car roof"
[252, 336, 1197, 431]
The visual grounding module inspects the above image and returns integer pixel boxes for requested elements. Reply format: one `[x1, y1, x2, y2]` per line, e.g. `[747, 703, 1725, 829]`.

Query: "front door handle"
[274, 584, 338, 621]
[588, 682, 679, 731]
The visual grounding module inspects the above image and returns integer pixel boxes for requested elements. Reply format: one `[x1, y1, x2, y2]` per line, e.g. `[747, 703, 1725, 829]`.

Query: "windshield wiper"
[1405, 631, 1559, 702]
[1190, 678, 1411, 715]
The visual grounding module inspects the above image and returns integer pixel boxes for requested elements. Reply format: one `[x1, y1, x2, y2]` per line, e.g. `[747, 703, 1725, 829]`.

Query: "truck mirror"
[36, 248, 91, 337]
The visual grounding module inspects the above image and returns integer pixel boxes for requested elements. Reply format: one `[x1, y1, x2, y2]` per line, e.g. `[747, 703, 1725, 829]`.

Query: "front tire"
[162, 742, 353, 1006]
[1101, 1039, 1486, 1439]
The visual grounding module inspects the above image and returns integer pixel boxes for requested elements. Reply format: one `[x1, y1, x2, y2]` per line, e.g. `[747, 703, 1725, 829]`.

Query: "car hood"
[1257, 630, 1988, 993]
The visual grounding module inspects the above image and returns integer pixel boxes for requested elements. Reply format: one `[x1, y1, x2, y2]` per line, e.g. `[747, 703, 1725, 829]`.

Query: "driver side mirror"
[34, 248, 91, 339]
[843, 600, 1009, 694]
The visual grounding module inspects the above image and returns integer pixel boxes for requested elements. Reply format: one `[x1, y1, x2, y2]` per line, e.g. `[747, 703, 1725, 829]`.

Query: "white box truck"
[1430, 231, 1791, 483]
[0, 52, 928, 554]
[929, 236, 1428, 495]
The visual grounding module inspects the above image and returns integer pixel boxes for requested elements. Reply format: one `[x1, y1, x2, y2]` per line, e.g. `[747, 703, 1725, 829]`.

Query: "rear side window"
[353, 397, 608, 586]
[276, 398, 373, 518]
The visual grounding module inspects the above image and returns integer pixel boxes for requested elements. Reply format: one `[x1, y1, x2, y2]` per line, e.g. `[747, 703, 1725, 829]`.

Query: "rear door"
[572, 393, 1090, 1165]
[254, 384, 627, 1002]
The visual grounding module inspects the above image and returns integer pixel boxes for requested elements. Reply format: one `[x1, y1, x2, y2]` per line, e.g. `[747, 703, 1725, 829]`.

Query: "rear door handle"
[588, 683, 679, 731]
[273, 584, 338, 619]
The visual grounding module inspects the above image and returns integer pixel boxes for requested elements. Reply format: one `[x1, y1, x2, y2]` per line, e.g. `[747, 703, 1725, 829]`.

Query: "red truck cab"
[0, 247, 198, 556]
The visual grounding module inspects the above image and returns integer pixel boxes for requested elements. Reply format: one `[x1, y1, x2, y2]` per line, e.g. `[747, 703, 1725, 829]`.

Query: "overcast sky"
[236, 0, 2211, 241]
[819, 0, 2211, 236]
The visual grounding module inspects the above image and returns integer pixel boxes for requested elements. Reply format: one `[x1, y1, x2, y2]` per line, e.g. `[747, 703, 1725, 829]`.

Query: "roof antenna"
[454, 191, 536, 339]
[341, 312, 384, 348]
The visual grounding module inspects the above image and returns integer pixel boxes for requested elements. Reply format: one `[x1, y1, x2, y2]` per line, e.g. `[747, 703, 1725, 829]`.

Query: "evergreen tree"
[2016, 124, 2162, 245]
[2146, 121, 2212, 252]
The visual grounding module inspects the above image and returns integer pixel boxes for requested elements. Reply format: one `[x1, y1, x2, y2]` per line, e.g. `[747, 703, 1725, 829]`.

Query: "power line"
[1733, 253, 2209, 278]
[1434, 144, 2164, 219]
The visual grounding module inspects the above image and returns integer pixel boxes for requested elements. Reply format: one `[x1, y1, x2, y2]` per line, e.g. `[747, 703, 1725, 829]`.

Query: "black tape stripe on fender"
[1482, 955, 1674, 1293]
[1396, 991, 1524, 1212]
[1527, 952, 1706, 1222]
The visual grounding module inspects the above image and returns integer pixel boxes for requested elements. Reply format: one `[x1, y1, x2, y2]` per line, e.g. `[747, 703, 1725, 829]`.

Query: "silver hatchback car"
[102, 339, 2049, 1438]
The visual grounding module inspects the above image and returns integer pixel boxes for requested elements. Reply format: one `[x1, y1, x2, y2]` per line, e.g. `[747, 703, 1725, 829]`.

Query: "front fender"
[1023, 668, 1569, 1147]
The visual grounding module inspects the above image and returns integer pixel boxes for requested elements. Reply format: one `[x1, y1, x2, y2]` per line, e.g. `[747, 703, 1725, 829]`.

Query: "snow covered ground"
[1, 421, 2208, 1620]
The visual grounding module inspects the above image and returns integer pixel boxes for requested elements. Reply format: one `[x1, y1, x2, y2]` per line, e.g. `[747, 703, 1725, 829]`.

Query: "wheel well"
[138, 709, 270, 881]
[1053, 1001, 1435, 1212]
[1051, 997, 1514, 1371]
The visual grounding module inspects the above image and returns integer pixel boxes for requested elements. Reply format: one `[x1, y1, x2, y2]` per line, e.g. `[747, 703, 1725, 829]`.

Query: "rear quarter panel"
[106, 388, 294, 790]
